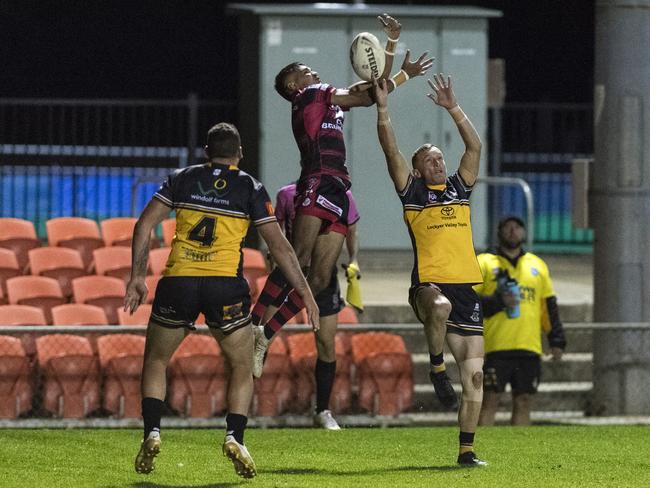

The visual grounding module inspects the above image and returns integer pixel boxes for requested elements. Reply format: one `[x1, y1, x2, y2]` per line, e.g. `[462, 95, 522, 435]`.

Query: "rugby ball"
[350, 32, 386, 82]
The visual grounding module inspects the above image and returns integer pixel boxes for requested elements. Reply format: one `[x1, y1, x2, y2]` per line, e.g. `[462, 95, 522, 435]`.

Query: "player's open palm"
[400, 50, 434, 79]
[427, 73, 457, 109]
[378, 13, 401, 40]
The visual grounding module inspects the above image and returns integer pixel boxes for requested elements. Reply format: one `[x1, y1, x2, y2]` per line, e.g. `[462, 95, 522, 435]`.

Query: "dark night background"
[0, 0, 594, 103]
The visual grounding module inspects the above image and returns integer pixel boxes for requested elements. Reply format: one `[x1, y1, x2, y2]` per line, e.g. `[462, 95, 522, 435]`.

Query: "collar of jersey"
[426, 183, 446, 191]
[208, 162, 238, 171]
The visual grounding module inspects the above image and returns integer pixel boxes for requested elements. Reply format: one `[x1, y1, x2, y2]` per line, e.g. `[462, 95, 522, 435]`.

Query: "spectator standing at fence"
[124, 123, 318, 479]
[250, 15, 433, 378]
[261, 182, 361, 430]
[475, 216, 566, 426]
[372, 74, 486, 466]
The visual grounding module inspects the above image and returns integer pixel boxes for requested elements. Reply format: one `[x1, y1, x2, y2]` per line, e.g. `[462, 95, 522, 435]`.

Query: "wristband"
[387, 36, 399, 43]
[448, 105, 461, 114]
[377, 106, 388, 113]
[384, 49, 395, 56]
[390, 70, 409, 88]
[387, 78, 396, 90]
[400, 69, 409, 81]
[377, 118, 391, 126]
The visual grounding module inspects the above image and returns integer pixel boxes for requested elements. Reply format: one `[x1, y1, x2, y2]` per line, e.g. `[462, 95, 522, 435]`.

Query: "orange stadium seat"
[168, 334, 227, 417]
[161, 218, 176, 247]
[71, 276, 126, 325]
[286, 333, 351, 414]
[0, 248, 21, 301]
[117, 304, 152, 326]
[28, 247, 86, 299]
[0, 335, 32, 419]
[51, 304, 108, 326]
[100, 218, 137, 247]
[148, 247, 171, 275]
[252, 336, 292, 416]
[46, 217, 104, 270]
[93, 246, 134, 282]
[145, 275, 161, 304]
[6, 276, 65, 324]
[0, 218, 40, 273]
[0, 305, 47, 325]
[97, 333, 145, 418]
[351, 333, 413, 416]
[36, 334, 100, 418]
[337, 306, 359, 324]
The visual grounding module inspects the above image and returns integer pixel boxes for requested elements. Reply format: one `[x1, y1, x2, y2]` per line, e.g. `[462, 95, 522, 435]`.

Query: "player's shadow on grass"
[131, 482, 243, 488]
[267, 465, 463, 476]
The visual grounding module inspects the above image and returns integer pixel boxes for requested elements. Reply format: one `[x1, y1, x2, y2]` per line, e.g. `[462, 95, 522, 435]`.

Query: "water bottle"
[505, 279, 520, 319]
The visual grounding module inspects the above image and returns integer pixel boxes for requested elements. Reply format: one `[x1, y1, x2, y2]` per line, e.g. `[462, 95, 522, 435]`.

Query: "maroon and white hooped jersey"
[291, 83, 349, 182]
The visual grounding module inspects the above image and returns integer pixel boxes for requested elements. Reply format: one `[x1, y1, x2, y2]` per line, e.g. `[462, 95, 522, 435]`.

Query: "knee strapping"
[459, 357, 484, 402]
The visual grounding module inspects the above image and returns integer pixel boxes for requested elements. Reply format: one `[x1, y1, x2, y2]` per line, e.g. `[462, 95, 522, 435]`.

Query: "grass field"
[2, 426, 649, 487]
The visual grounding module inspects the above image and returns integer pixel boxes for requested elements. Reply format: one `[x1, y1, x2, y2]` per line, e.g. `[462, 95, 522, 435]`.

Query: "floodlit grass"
[1, 426, 649, 487]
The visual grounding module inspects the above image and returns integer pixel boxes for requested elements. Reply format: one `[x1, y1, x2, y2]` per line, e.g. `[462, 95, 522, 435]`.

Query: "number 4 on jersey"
[188, 216, 216, 246]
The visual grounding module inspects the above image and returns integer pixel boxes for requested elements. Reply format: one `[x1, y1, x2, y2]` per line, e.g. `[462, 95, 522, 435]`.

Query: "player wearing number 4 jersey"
[124, 123, 318, 479]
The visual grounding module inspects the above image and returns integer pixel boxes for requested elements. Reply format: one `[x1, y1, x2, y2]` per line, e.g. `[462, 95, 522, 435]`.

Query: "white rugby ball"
[350, 32, 386, 82]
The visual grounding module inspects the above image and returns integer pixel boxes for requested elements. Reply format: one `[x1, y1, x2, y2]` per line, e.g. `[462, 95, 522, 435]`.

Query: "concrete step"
[412, 381, 592, 412]
[411, 352, 593, 383]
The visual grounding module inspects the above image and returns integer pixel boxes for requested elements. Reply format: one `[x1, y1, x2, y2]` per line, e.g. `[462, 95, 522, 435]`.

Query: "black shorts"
[271, 268, 342, 318]
[295, 174, 350, 236]
[483, 351, 541, 394]
[151, 276, 251, 334]
[409, 282, 483, 336]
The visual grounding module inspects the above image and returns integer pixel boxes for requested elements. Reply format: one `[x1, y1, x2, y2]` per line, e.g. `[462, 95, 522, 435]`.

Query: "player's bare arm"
[378, 13, 401, 78]
[257, 222, 320, 331]
[335, 50, 433, 108]
[427, 74, 482, 186]
[372, 77, 411, 192]
[124, 198, 171, 313]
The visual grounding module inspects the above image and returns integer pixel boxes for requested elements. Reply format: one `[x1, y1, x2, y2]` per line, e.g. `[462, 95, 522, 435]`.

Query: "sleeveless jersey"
[398, 172, 482, 285]
[291, 83, 349, 182]
[153, 163, 276, 277]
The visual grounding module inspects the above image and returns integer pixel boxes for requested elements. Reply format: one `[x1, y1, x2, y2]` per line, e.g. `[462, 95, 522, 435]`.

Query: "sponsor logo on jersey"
[441, 206, 455, 216]
[265, 201, 274, 216]
[316, 195, 343, 216]
[470, 311, 480, 322]
[428, 191, 437, 202]
[212, 168, 222, 176]
[197, 180, 229, 198]
[223, 302, 244, 321]
[302, 197, 311, 207]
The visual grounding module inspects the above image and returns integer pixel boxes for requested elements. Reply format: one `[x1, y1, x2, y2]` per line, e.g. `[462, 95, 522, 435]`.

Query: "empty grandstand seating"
[6, 276, 66, 324]
[71, 276, 126, 325]
[51, 304, 108, 326]
[36, 334, 100, 418]
[97, 334, 145, 418]
[351, 333, 413, 416]
[0, 248, 21, 300]
[117, 304, 151, 326]
[0, 335, 32, 419]
[28, 247, 85, 299]
[148, 247, 171, 275]
[252, 337, 292, 416]
[46, 217, 104, 270]
[0, 305, 47, 325]
[100, 218, 137, 247]
[161, 218, 176, 247]
[92, 247, 133, 282]
[0, 218, 40, 272]
[286, 333, 351, 414]
[168, 334, 227, 417]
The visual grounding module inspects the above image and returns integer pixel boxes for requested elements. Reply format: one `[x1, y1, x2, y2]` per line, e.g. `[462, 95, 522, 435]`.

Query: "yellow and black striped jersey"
[398, 172, 482, 285]
[153, 163, 276, 277]
[474, 252, 556, 355]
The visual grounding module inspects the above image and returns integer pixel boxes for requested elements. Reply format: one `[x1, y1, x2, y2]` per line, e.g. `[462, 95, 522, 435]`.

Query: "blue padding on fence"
[0, 166, 170, 239]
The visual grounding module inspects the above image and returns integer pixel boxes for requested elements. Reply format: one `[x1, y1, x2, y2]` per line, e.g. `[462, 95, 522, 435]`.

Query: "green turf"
[1, 426, 649, 487]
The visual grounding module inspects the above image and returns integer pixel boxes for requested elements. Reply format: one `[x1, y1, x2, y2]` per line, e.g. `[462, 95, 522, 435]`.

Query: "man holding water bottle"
[475, 216, 567, 426]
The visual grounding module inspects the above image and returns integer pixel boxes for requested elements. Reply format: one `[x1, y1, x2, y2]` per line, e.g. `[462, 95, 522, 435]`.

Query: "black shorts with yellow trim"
[151, 276, 251, 335]
[408, 282, 483, 336]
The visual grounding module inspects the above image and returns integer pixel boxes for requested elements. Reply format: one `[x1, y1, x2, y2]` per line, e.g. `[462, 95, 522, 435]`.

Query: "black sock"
[429, 351, 446, 373]
[226, 413, 248, 445]
[142, 397, 165, 439]
[459, 431, 475, 453]
[315, 359, 337, 413]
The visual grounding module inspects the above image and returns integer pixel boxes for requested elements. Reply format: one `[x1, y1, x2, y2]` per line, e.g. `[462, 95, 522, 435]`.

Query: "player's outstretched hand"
[426, 73, 457, 109]
[378, 13, 401, 40]
[400, 50, 434, 79]
[372, 77, 389, 107]
[124, 278, 148, 314]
